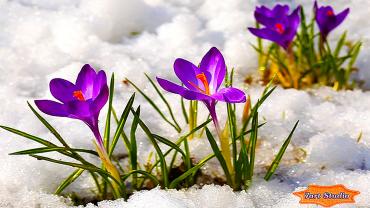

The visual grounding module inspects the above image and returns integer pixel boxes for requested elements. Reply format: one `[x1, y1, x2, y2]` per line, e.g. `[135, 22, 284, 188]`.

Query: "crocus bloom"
[35, 64, 122, 194]
[248, 5, 301, 50]
[35, 64, 108, 147]
[157, 47, 246, 173]
[156, 47, 246, 120]
[314, 1, 349, 41]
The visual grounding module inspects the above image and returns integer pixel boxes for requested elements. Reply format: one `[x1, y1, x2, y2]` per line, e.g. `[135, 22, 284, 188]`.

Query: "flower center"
[188, 72, 210, 95]
[73, 90, 85, 101]
[326, 10, 334, 16]
[275, 23, 285, 34]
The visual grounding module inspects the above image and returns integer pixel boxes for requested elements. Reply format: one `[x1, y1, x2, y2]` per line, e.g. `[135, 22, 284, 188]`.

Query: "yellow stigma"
[188, 73, 210, 95]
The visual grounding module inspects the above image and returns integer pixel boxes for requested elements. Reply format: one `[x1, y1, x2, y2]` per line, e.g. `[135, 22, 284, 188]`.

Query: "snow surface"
[0, 0, 370, 207]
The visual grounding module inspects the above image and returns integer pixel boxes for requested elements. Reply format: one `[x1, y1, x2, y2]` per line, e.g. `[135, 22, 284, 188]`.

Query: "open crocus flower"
[35, 64, 108, 147]
[314, 1, 349, 41]
[248, 5, 301, 50]
[156, 47, 246, 116]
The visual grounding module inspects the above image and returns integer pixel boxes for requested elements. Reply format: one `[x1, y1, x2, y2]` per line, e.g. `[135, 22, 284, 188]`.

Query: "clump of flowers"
[248, 1, 362, 90]
[1, 48, 299, 204]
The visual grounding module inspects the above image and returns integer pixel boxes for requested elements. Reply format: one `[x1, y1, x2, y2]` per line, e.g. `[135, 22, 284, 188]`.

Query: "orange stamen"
[327, 10, 334, 16]
[275, 23, 284, 34]
[73, 90, 85, 101]
[187, 72, 211, 95]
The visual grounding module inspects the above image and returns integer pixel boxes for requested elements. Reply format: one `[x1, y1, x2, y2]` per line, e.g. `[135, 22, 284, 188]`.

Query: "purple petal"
[92, 84, 109, 114]
[334, 8, 349, 29]
[248, 27, 289, 49]
[76, 64, 97, 99]
[157, 77, 211, 101]
[92, 70, 107, 99]
[255, 4, 290, 27]
[199, 47, 226, 93]
[285, 6, 301, 41]
[212, 87, 246, 103]
[34, 100, 69, 117]
[49, 78, 77, 103]
[65, 100, 93, 119]
[157, 77, 186, 95]
[173, 58, 200, 91]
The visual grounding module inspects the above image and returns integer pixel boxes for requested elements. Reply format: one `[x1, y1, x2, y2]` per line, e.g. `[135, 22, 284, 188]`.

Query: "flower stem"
[206, 103, 233, 180]
[92, 127, 124, 198]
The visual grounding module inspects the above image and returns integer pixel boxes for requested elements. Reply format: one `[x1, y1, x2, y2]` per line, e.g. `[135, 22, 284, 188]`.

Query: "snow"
[0, 0, 370, 207]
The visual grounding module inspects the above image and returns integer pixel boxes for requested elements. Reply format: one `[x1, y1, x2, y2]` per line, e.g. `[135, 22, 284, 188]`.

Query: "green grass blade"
[205, 127, 232, 185]
[121, 170, 160, 186]
[104, 73, 115, 149]
[10, 147, 98, 156]
[130, 106, 140, 189]
[0, 125, 57, 147]
[181, 97, 189, 124]
[126, 78, 180, 132]
[145, 73, 181, 132]
[108, 93, 135, 157]
[169, 154, 215, 189]
[131, 109, 169, 187]
[334, 31, 347, 58]
[152, 134, 186, 158]
[248, 111, 258, 179]
[55, 168, 84, 194]
[27, 102, 69, 148]
[264, 121, 299, 181]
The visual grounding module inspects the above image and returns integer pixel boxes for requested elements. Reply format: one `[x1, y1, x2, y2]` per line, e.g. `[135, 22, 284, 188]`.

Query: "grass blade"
[10, 147, 98, 156]
[55, 168, 84, 194]
[169, 154, 215, 189]
[145, 73, 181, 132]
[264, 121, 299, 181]
[126, 78, 181, 132]
[104, 73, 115, 149]
[108, 93, 135, 157]
[0, 125, 56, 147]
[130, 106, 140, 189]
[205, 127, 232, 185]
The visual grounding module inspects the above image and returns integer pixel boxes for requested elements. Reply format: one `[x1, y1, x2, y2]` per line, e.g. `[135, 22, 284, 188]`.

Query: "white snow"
[0, 0, 370, 207]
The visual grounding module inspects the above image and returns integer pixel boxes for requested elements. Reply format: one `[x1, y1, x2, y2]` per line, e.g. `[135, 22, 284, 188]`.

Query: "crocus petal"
[285, 6, 301, 41]
[92, 70, 107, 99]
[76, 64, 97, 99]
[211, 87, 246, 103]
[65, 100, 93, 119]
[92, 84, 109, 114]
[34, 100, 69, 117]
[49, 78, 77, 103]
[157, 77, 211, 101]
[334, 8, 349, 29]
[255, 4, 290, 27]
[199, 47, 226, 93]
[248, 27, 288, 49]
[157, 77, 186, 95]
[173, 58, 200, 91]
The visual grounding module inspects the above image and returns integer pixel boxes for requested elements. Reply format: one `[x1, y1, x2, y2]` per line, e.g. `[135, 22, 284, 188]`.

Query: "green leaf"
[264, 121, 299, 181]
[130, 106, 140, 189]
[205, 127, 232, 185]
[169, 154, 215, 189]
[334, 31, 347, 58]
[121, 170, 160, 186]
[0, 125, 56, 147]
[181, 97, 189, 124]
[55, 168, 84, 194]
[126, 78, 181, 132]
[152, 134, 186, 158]
[104, 73, 115, 149]
[131, 109, 169, 187]
[108, 93, 135, 157]
[247, 111, 259, 179]
[10, 147, 98, 156]
[145, 73, 181, 132]
[27, 102, 69, 148]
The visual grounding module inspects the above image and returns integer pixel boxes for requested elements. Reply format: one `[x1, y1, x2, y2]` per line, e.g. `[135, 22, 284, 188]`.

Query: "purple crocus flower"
[156, 47, 246, 124]
[248, 5, 301, 50]
[35, 64, 108, 147]
[314, 1, 349, 41]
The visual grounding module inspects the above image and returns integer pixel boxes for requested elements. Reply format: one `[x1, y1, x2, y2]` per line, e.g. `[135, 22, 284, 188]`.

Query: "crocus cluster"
[249, 1, 350, 49]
